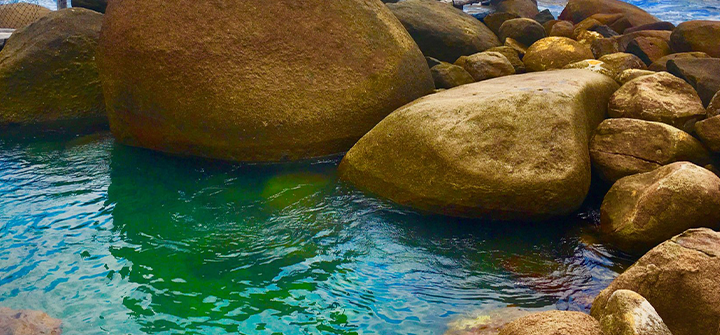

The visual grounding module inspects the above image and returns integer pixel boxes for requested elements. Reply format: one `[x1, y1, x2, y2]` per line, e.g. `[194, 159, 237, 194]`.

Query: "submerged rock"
[591, 228, 720, 335]
[670, 20, 720, 57]
[608, 72, 706, 133]
[338, 70, 618, 220]
[600, 162, 720, 253]
[523, 37, 594, 71]
[0, 3, 50, 29]
[667, 57, 720, 107]
[498, 310, 604, 335]
[387, 0, 500, 63]
[0, 8, 105, 128]
[558, 0, 659, 33]
[0, 307, 62, 335]
[455, 51, 515, 82]
[98, 0, 434, 162]
[431, 63, 475, 89]
[590, 118, 713, 182]
[595, 290, 672, 335]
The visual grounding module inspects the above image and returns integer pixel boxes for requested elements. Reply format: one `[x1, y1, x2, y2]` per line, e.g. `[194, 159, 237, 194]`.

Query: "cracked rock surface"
[591, 228, 720, 335]
[589, 118, 714, 182]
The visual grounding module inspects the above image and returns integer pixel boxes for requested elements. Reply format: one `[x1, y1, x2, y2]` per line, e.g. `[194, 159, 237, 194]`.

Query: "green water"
[0, 131, 632, 334]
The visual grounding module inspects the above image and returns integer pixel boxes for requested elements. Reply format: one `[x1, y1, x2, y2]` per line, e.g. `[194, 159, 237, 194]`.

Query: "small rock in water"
[591, 228, 720, 335]
[498, 310, 604, 335]
[608, 72, 706, 133]
[0, 307, 62, 335]
[455, 51, 515, 81]
[590, 118, 713, 182]
[600, 162, 720, 253]
[595, 290, 672, 335]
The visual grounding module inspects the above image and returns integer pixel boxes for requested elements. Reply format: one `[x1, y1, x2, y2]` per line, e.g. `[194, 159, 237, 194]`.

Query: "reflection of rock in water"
[105, 145, 353, 330]
[0, 307, 62, 335]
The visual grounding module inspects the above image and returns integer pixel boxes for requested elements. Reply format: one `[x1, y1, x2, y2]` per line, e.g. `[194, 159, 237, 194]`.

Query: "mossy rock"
[98, 0, 434, 162]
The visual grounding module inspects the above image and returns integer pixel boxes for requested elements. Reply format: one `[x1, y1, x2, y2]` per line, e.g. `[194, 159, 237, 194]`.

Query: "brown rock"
[589, 12, 632, 34]
[598, 52, 647, 72]
[98, 0, 434, 162]
[487, 46, 525, 73]
[444, 308, 533, 335]
[696, 115, 720, 152]
[608, 72, 706, 132]
[548, 20, 574, 38]
[625, 36, 672, 66]
[498, 310, 604, 335]
[0, 3, 50, 29]
[484, 12, 521, 36]
[455, 52, 515, 81]
[504, 37, 528, 57]
[599, 162, 720, 253]
[576, 29, 604, 48]
[590, 118, 713, 182]
[387, 0, 500, 63]
[591, 228, 720, 335]
[564, 59, 616, 78]
[670, 20, 720, 57]
[499, 18, 546, 46]
[592, 38, 621, 58]
[708, 91, 720, 117]
[495, 0, 540, 18]
[614, 69, 654, 85]
[623, 21, 676, 34]
[573, 18, 603, 38]
[559, 0, 660, 33]
[0, 8, 106, 128]
[338, 70, 618, 220]
[0, 307, 62, 335]
[595, 290, 673, 335]
[523, 37, 594, 71]
[648, 51, 711, 71]
[431, 63, 475, 89]
[667, 57, 720, 107]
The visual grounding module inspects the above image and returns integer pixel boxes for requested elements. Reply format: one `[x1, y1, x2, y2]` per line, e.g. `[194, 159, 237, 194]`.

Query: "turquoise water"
[0, 131, 632, 334]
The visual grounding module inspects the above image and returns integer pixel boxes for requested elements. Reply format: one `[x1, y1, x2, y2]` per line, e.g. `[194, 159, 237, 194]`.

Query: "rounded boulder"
[523, 37, 594, 71]
[498, 310, 604, 335]
[98, 0, 435, 162]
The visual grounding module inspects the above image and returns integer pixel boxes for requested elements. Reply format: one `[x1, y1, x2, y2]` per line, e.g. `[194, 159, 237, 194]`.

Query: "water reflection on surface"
[0, 132, 633, 334]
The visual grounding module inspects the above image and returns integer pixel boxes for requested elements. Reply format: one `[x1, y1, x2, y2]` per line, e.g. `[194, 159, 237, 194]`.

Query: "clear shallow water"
[0, 131, 633, 334]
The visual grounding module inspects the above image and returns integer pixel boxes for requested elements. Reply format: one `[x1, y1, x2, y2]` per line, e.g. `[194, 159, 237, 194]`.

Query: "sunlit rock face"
[97, 0, 434, 162]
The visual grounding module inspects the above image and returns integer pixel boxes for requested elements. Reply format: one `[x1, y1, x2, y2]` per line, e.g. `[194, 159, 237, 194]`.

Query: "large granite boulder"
[498, 311, 604, 335]
[590, 118, 713, 182]
[608, 72, 706, 133]
[0, 8, 105, 127]
[0, 307, 62, 335]
[667, 58, 720, 107]
[558, 0, 659, 33]
[523, 37, 594, 71]
[600, 162, 720, 253]
[591, 228, 720, 335]
[594, 290, 672, 335]
[72, 0, 107, 13]
[431, 62, 475, 89]
[99, 0, 434, 162]
[338, 70, 618, 220]
[0, 3, 50, 29]
[455, 51, 515, 81]
[387, 0, 500, 63]
[670, 20, 720, 57]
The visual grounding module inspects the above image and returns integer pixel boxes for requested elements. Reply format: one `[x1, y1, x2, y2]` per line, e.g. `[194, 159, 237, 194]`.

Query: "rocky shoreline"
[1, 0, 719, 333]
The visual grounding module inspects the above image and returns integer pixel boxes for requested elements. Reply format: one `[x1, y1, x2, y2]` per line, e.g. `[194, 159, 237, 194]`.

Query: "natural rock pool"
[0, 131, 633, 334]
